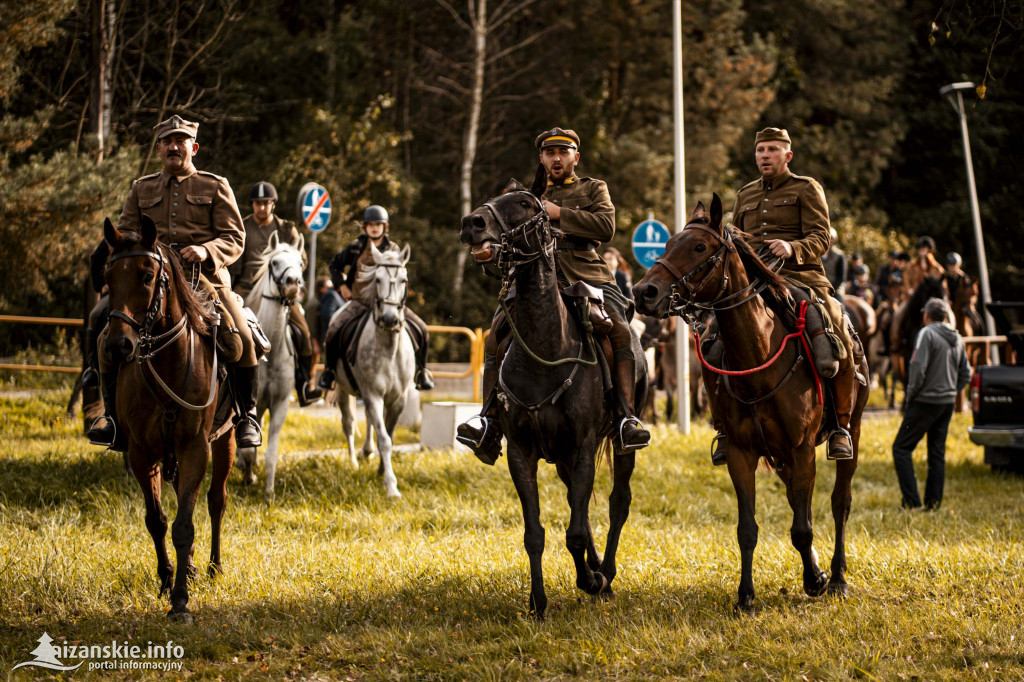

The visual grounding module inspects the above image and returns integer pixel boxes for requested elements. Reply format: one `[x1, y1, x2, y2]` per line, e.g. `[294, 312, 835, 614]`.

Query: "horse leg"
[508, 448, 547, 619]
[554, 462, 601, 573]
[130, 452, 174, 596]
[780, 450, 828, 598]
[168, 443, 210, 623]
[365, 396, 399, 498]
[263, 399, 288, 503]
[207, 431, 233, 577]
[829, 420, 860, 596]
[338, 393, 358, 467]
[564, 449, 606, 596]
[727, 450, 759, 613]
[600, 449, 635, 591]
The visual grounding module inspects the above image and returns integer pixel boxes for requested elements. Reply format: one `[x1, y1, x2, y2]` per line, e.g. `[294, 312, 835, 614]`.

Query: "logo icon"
[12, 633, 83, 672]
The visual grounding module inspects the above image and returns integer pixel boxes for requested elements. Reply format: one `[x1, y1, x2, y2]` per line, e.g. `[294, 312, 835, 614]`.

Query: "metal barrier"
[1, 314, 486, 401]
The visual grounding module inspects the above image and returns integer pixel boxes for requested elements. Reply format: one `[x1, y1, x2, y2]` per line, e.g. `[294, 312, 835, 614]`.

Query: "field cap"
[154, 115, 198, 140]
[536, 127, 580, 150]
[754, 127, 791, 145]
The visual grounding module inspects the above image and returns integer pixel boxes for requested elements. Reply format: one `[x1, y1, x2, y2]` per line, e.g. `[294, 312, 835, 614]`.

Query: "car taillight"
[970, 372, 981, 412]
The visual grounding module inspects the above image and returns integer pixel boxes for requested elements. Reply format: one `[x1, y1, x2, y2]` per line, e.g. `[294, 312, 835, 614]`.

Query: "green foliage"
[1, 390, 1023, 678]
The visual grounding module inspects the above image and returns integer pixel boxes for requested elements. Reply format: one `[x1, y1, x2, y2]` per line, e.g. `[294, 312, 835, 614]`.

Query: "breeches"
[326, 300, 367, 344]
[288, 300, 313, 357]
[208, 280, 257, 367]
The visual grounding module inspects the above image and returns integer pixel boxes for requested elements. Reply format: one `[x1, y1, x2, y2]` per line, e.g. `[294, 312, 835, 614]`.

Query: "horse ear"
[529, 163, 547, 198]
[710, 193, 723, 229]
[502, 178, 523, 194]
[294, 232, 305, 254]
[399, 243, 411, 266]
[369, 241, 383, 263]
[140, 214, 157, 247]
[103, 217, 120, 246]
[268, 231, 279, 251]
[689, 201, 706, 221]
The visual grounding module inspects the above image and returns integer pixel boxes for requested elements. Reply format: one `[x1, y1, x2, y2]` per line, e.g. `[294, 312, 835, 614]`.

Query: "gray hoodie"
[906, 321, 972, 404]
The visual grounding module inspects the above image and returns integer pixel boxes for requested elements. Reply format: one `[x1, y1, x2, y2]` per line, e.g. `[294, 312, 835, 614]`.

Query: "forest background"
[1, 0, 1021, 356]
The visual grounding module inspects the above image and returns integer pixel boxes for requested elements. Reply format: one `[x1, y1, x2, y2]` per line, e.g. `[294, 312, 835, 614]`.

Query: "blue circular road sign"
[631, 218, 671, 270]
[298, 183, 332, 233]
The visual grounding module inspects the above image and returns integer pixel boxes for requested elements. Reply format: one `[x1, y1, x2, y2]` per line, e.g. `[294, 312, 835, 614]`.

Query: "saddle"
[330, 306, 425, 399]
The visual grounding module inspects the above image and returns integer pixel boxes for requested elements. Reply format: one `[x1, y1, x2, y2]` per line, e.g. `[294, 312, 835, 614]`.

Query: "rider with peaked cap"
[456, 127, 651, 463]
[228, 181, 323, 407]
[89, 115, 263, 451]
[707, 126, 863, 465]
[318, 205, 434, 393]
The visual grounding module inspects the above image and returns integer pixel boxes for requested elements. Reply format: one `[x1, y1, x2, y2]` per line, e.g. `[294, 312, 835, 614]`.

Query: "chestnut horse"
[103, 216, 233, 623]
[634, 196, 868, 612]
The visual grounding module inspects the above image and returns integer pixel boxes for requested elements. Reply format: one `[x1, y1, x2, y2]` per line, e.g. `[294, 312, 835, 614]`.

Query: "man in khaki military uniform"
[229, 181, 323, 407]
[88, 115, 263, 450]
[708, 127, 860, 464]
[457, 127, 650, 463]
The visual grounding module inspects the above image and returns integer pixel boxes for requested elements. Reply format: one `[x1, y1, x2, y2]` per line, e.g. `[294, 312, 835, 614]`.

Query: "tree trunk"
[89, 0, 107, 160]
[452, 0, 487, 319]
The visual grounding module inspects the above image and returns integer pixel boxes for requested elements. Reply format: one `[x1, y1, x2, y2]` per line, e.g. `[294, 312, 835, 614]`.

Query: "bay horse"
[103, 216, 233, 623]
[948, 272, 985, 410]
[460, 180, 644, 619]
[330, 243, 415, 498]
[633, 196, 868, 612]
[889, 275, 947, 408]
[240, 232, 306, 502]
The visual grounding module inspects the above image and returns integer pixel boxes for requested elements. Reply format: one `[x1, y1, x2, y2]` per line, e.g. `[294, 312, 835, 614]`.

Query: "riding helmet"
[249, 181, 278, 202]
[363, 205, 389, 223]
[946, 252, 963, 267]
[916, 236, 936, 250]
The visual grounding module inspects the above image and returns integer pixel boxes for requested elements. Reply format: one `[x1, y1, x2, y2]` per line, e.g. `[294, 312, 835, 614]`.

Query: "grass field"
[1, 387, 1022, 680]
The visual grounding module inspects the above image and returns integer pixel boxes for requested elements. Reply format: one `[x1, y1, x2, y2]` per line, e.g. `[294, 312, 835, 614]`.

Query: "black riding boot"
[824, 367, 856, 461]
[455, 353, 503, 465]
[82, 328, 100, 388]
[413, 337, 435, 391]
[88, 368, 128, 452]
[232, 365, 263, 448]
[318, 341, 338, 390]
[613, 352, 651, 455]
[294, 354, 323, 407]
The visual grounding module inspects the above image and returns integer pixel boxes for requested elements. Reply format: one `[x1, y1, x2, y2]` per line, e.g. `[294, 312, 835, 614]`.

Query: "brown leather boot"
[456, 354, 504, 465]
[826, 365, 857, 460]
[613, 353, 651, 455]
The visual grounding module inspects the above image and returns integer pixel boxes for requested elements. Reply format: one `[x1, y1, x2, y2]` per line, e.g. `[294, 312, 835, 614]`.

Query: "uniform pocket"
[772, 194, 801, 226]
[736, 204, 757, 231]
[185, 194, 213, 230]
[138, 196, 163, 209]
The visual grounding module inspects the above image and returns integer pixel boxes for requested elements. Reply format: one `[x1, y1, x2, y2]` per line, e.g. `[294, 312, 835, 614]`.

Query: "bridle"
[480, 191, 556, 282]
[262, 251, 304, 307]
[371, 263, 408, 330]
[105, 244, 218, 411]
[650, 220, 781, 323]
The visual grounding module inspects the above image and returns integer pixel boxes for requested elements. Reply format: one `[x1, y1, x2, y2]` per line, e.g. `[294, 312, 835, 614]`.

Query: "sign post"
[297, 182, 332, 294]
[671, 0, 690, 434]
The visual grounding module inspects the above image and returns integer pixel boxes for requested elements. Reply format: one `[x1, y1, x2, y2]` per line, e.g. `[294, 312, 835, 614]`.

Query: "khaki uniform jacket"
[731, 170, 832, 292]
[544, 176, 616, 285]
[229, 215, 304, 299]
[114, 165, 245, 288]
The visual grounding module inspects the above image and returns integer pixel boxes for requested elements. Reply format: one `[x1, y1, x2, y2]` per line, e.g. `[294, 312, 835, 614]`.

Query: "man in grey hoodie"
[892, 298, 972, 510]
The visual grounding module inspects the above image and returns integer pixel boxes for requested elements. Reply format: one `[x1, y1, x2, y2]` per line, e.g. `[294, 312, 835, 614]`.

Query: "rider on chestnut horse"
[88, 115, 263, 451]
[706, 127, 864, 465]
[457, 127, 651, 461]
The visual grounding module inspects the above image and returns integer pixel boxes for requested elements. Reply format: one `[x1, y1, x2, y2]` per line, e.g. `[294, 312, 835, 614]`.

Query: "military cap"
[536, 127, 580, 150]
[153, 115, 198, 140]
[249, 181, 278, 202]
[754, 127, 791, 145]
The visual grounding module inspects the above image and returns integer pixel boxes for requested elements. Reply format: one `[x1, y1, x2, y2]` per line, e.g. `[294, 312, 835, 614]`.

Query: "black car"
[968, 302, 1024, 472]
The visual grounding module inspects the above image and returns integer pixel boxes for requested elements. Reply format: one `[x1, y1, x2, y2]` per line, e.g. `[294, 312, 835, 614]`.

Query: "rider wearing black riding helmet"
[318, 205, 434, 392]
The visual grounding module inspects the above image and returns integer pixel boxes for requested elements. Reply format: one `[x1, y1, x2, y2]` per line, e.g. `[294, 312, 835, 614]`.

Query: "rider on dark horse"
[317, 205, 434, 392]
[228, 181, 323, 407]
[88, 115, 263, 451]
[457, 127, 651, 461]
[706, 127, 864, 465]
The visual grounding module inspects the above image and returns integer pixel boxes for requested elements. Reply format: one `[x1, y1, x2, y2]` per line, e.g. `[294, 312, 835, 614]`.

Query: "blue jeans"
[891, 400, 955, 509]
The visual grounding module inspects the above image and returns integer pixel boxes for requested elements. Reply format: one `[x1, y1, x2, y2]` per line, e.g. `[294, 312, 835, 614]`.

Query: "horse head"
[367, 242, 410, 331]
[264, 232, 305, 304]
[633, 194, 731, 318]
[102, 215, 166, 363]
[460, 175, 559, 268]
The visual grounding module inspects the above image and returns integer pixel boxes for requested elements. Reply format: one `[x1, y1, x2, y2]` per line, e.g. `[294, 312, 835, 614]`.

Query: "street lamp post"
[939, 82, 997, 346]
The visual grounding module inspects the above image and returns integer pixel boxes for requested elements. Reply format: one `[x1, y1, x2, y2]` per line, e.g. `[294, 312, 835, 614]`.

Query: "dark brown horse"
[459, 181, 644, 619]
[103, 216, 233, 623]
[633, 196, 868, 612]
[948, 272, 985, 410]
[889, 275, 947, 409]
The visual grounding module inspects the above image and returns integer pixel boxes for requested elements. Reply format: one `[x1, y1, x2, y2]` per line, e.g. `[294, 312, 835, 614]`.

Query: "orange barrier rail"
[0, 313, 487, 402]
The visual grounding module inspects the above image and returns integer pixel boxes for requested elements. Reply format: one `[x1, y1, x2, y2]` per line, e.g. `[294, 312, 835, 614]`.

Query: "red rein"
[693, 300, 823, 404]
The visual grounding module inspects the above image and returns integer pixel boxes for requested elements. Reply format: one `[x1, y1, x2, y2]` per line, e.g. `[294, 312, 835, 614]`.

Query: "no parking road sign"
[631, 217, 671, 270]
[297, 182, 332, 233]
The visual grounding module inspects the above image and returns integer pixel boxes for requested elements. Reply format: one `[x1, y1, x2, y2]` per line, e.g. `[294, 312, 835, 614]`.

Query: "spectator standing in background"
[891, 298, 971, 510]
[822, 227, 848, 295]
[603, 246, 633, 300]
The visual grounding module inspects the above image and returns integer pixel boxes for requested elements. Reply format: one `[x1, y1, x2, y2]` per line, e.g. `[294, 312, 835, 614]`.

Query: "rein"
[107, 244, 219, 412]
[261, 253, 302, 306]
[370, 263, 408, 330]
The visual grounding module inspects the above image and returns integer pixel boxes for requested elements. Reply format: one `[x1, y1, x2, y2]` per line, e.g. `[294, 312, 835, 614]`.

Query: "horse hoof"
[733, 599, 755, 615]
[804, 571, 829, 597]
[167, 610, 193, 625]
[827, 581, 850, 598]
[263, 490, 275, 505]
[207, 563, 222, 579]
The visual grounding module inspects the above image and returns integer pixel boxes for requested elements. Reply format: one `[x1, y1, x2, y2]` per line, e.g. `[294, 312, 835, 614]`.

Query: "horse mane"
[355, 246, 403, 305]
[724, 223, 790, 305]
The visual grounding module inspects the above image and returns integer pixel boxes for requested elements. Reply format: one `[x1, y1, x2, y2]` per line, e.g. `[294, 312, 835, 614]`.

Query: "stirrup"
[826, 427, 854, 461]
[415, 368, 435, 391]
[87, 414, 116, 447]
[456, 415, 502, 465]
[298, 383, 323, 407]
[236, 415, 263, 447]
[711, 432, 728, 466]
[615, 416, 650, 455]
[455, 415, 490, 449]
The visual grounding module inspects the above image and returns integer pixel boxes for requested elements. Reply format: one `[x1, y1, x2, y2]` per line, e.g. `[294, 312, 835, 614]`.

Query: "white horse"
[331, 243, 415, 498]
[238, 232, 305, 502]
